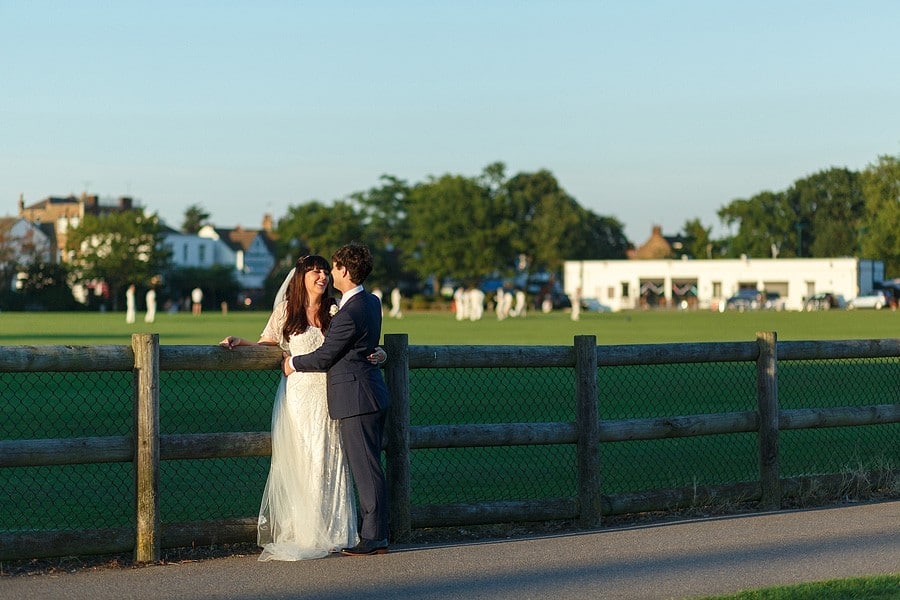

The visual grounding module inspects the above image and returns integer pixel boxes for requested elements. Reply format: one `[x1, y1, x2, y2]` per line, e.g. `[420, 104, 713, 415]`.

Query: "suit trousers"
[339, 409, 389, 541]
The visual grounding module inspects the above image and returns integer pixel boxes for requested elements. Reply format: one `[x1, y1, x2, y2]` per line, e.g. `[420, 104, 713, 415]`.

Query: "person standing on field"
[389, 286, 402, 318]
[145, 287, 157, 323]
[571, 288, 582, 321]
[192, 287, 203, 315]
[125, 284, 136, 324]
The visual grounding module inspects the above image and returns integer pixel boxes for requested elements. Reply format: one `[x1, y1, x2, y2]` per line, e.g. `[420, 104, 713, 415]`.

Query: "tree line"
[271, 156, 899, 287]
[2, 156, 897, 311]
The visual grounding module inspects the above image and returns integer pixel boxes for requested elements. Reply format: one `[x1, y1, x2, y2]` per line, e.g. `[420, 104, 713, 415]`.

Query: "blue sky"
[2, 1, 898, 243]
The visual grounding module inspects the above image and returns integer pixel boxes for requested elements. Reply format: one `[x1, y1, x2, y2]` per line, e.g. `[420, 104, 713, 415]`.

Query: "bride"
[220, 254, 385, 560]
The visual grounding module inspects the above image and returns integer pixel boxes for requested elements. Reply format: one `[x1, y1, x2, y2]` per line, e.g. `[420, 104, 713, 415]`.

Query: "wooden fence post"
[756, 330, 781, 510]
[133, 333, 160, 562]
[575, 335, 601, 527]
[384, 333, 411, 541]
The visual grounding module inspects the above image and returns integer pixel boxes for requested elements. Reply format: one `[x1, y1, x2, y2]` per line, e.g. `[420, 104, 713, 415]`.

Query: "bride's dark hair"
[282, 254, 336, 340]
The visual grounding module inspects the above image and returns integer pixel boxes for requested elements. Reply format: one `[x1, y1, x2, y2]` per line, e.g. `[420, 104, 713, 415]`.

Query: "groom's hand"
[282, 353, 296, 377]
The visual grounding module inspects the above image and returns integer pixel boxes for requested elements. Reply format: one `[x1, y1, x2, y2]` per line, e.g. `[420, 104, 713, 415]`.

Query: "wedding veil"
[274, 268, 295, 308]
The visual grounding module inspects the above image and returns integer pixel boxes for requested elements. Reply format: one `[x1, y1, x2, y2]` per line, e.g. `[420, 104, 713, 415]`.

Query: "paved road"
[4, 501, 898, 600]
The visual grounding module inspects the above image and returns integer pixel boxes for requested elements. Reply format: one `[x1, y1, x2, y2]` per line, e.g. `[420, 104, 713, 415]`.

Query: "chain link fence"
[157, 370, 277, 523]
[1, 349, 897, 540]
[408, 367, 576, 505]
[1, 371, 134, 531]
[0, 369, 278, 532]
[597, 362, 759, 494]
[778, 356, 899, 481]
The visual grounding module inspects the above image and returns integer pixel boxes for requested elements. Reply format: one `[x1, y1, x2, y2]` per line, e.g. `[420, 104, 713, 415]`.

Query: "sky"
[2, 1, 899, 244]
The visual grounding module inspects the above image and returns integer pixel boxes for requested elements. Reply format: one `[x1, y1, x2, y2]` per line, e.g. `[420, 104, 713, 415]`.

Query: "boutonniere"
[329, 305, 339, 317]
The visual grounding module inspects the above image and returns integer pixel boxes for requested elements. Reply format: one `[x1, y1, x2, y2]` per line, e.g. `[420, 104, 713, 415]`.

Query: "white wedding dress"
[256, 301, 358, 561]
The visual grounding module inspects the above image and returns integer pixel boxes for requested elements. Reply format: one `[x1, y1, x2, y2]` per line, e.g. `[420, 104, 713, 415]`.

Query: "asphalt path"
[4, 501, 898, 600]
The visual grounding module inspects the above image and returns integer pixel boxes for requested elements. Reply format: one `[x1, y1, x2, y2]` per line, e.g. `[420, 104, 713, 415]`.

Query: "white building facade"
[196, 225, 277, 291]
[161, 231, 227, 269]
[1, 218, 53, 292]
[160, 228, 278, 292]
[563, 257, 885, 312]
[1, 218, 53, 266]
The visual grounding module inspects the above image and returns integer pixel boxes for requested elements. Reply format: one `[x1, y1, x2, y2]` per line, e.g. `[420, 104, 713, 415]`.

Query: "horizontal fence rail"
[1, 334, 898, 562]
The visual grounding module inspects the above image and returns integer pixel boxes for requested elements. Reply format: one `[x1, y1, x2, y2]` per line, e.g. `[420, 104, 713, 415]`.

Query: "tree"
[717, 168, 867, 259]
[681, 219, 715, 259]
[568, 209, 630, 261]
[789, 168, 864, 258]
[349, 175, 411, 288]
[181, 204, 211, 234]
[501, 169, 557, 266]
[65, 210, 171, 310]
[717, 191, 791, 258]
[15, 260, 79, 310]
[274, 200, 365, 265]
[527, 192, 590, 270]
[405, 173, 502, 283]
[402, 165, 630, 285]
[860, 155, 900, 276]
[503, 169, 628, 269]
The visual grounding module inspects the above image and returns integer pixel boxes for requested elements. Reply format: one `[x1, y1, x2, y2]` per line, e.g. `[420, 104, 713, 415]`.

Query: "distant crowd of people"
[449, 285, 576, 321]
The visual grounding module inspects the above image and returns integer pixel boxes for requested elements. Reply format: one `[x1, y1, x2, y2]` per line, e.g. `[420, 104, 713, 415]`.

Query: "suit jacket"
[291, 291, 390, 420]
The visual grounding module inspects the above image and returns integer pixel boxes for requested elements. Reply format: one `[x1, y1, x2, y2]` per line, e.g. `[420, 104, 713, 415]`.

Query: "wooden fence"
[1, 333, 898, 562]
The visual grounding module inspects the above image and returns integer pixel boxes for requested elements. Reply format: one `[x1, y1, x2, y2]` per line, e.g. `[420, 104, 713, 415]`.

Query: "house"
[161, 226, 228, 270]
[629, 225, 690, 259]
[197, 214, 278, 292]
[564, 256, 885, 312]
[0, 217, 54, 291]
[17, 193, 139, 262]
[0, 217, 53, 264]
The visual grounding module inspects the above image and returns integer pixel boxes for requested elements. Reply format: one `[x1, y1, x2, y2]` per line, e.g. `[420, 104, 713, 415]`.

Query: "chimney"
[119, 196, 133, 210]
[262, 213, 273, 232]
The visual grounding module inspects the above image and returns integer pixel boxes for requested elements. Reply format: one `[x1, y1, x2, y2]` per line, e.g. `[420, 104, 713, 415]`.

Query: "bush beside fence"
[1, 333, 898, 562]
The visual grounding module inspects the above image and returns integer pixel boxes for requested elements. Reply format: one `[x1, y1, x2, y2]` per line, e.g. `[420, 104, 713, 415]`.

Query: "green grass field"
[700, 575, 900, 600]
[1, 308, 898, 533]
[1, 305, 897, 346]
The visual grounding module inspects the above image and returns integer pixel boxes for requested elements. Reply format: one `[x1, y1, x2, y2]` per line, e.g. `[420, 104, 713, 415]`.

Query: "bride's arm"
[221, 302, 285, 350]
[219, 336, 278, 349]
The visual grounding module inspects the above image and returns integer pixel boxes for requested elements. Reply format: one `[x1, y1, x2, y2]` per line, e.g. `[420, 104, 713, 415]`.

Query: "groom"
[282, 242, 391, 556]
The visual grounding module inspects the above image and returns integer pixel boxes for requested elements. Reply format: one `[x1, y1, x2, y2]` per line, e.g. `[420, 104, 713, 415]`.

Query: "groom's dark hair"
[333, 242, 373, 285]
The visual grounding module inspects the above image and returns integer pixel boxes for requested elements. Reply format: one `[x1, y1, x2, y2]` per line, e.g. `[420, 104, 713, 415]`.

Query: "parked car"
[725, 289, 762, 311]
[848, 290, 891, 310]
[803, 292, 845, 311]
[581, 298, 611, 313]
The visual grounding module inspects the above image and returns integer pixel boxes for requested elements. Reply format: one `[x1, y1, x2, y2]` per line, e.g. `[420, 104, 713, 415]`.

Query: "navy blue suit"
[290, 290, 390, 541]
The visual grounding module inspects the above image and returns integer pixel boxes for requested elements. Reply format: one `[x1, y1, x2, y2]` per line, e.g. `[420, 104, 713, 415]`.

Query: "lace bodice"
[288, 325, 324, 356]
[261, 301, 325, 353]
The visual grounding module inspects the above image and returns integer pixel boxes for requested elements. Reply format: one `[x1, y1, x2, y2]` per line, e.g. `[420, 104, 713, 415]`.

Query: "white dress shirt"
[339, 285, 364, 309]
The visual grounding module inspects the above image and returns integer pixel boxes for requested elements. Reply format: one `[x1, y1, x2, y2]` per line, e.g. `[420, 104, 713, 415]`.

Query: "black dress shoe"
[341, 539, 388, 556]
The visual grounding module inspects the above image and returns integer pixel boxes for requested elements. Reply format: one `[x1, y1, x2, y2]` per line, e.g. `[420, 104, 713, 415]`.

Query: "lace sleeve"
[260, 301, 289, 352]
